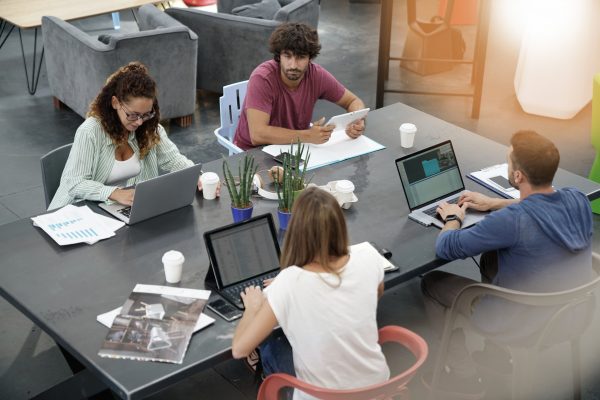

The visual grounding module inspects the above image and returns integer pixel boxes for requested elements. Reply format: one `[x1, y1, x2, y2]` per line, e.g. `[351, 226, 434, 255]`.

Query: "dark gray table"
[2, 103, 599, 399]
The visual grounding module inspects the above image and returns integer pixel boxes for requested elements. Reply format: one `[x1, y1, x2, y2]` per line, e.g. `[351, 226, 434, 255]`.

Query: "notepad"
[467, 163, 520, 199]
[263, 130, 385, 171]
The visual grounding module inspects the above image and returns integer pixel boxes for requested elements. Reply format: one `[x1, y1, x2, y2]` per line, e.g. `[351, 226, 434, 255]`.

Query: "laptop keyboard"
[117, 206, 132, 218]
[222, 270, 279, 309]
[423, 197, 459, 216]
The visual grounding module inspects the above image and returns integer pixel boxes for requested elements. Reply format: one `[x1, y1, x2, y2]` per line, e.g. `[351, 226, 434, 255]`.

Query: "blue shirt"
[436, 188, 593, 335]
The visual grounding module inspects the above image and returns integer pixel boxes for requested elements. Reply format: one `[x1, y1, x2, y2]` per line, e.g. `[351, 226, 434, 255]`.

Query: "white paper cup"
[400, 123, 417, 148]
[335, 180, 355, 204]
[162, 250, 185, 283]
[200, 172, 219, 200]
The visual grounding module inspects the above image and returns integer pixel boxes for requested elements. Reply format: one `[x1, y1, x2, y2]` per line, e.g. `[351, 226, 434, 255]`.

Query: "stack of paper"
[263, 130, 385, 170]
[32, 204, 125, 245]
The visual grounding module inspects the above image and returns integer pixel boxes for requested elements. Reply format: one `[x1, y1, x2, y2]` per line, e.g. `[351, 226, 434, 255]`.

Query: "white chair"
[214, 80, 247, 155]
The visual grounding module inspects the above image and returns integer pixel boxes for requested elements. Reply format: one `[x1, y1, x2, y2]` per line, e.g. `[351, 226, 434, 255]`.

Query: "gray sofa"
[166, 0, 319, 93]
[42, 5, 198, 127]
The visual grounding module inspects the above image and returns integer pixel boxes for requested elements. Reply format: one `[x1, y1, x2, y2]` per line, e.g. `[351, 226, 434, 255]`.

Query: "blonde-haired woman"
[232, 187, 389, 398]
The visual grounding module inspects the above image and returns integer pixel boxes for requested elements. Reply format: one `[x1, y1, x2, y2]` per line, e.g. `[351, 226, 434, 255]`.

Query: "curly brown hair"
[269, 23, 321, 62]
[88, 62, 161, 159]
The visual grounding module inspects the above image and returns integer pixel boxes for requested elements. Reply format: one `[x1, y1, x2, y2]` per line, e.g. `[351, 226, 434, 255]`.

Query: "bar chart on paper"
[31, 205, 119, 245]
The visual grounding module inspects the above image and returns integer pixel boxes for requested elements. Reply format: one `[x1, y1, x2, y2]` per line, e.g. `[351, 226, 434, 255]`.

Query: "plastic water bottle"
[111, 12, 120, 30]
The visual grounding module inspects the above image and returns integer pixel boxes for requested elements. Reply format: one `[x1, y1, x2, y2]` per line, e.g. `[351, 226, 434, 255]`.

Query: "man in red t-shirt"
[233, 23, 366, 150]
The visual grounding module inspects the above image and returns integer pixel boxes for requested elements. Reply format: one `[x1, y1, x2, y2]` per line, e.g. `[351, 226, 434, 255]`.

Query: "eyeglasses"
[119, 101, 156, 122]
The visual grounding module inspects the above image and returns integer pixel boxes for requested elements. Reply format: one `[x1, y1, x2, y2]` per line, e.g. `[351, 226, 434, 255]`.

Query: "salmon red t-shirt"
[233, 60, 346, 150]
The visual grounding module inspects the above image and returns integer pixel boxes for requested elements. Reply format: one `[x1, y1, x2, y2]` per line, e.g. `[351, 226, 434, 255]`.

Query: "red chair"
[257, 326, 428, 400]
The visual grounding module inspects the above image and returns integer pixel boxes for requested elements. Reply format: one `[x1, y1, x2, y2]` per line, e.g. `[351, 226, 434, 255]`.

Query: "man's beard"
[284, 69, 302, 81]
[509, 173, 519, 190]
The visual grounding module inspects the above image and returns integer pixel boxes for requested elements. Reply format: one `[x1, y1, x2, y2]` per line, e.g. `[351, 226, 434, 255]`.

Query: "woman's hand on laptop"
[345, 118, 365, 139]
[240, 286, 265, 314]
[109, 188, 135, 206]
[262, 278, 274, 288]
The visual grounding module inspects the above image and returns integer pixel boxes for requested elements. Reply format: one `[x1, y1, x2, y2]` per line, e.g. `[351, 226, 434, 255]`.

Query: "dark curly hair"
[269, 23, 321, 62]
[88, 62, 161, 159]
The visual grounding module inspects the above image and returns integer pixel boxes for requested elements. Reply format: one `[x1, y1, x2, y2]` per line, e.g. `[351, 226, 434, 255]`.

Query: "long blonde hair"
[280, 187, 349, 278]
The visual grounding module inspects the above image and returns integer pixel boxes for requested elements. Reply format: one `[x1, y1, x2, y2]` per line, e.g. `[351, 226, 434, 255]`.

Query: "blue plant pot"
[231, 204, 253, 223]
[277, 209, 292, 230]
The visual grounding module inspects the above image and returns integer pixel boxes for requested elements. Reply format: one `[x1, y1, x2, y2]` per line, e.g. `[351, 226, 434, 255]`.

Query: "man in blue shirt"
[422, 130, 593, 393]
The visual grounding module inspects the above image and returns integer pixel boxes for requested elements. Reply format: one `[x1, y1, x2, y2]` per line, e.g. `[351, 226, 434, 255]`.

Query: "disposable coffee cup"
[200, 172, 219, 200]
[400, 123, 417, 148]
[335, 180, 355, 204]
[162, 250, 185, 283]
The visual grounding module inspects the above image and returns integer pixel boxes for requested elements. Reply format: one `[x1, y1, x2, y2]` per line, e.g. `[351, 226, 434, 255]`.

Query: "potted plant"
[274, 140, 311, 230]
[223, 154, 258, 223]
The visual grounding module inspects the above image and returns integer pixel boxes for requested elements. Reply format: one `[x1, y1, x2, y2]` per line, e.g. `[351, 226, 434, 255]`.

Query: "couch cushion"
[231, 0, 281, 19]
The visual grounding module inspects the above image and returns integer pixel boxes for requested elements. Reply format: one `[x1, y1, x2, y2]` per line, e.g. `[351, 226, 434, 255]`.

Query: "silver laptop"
[395, 141, 486, 228]
[99, 163, 203, 225]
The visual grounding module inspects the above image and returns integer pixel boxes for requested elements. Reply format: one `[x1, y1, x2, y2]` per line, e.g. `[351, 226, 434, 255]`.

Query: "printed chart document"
[32, 204, 125, 245]
[263, 130, 385, 170]
[467, 163, 520, 199]
[98, 285, 210, 364]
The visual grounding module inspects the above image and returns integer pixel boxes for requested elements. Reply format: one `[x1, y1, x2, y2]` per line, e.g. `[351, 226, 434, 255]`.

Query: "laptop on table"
[99, 163, 203, 225]
[204, 214, 281, 310]
[395, 141, 486, 229]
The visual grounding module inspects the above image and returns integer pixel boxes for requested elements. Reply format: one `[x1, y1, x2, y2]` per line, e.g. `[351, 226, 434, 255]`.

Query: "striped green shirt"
[49, 117, 194, 210]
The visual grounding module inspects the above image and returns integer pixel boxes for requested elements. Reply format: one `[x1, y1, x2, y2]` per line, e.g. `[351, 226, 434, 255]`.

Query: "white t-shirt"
[264, 245, 390, 400]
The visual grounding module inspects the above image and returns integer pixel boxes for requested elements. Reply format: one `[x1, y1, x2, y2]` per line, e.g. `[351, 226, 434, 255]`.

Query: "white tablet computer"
[324, 108, 370, 131]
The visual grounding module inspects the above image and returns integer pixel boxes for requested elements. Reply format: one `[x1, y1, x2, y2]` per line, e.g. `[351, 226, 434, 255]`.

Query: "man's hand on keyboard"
[436, 202, 466, 222]
[458, 191, 495, 211]
[459, 190, 516, 211]
[240, 286, 265, 314]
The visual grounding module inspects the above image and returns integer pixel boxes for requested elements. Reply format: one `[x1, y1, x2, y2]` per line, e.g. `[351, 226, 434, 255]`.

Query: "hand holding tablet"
[324, 108, 370, 134]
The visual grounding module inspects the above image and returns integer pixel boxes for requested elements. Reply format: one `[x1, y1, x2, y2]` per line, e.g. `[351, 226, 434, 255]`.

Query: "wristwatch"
[444, 214, 462, 226]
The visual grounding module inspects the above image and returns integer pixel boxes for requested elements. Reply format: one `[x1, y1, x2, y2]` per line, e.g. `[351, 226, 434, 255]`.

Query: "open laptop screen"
[204, 214, 280, 288]
[396, 141, 464, 210]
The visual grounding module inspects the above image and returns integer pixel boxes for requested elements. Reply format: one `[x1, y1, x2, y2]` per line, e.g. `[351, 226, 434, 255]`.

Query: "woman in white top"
[49, 62, 215, 210]
[232, 187, 389, 399]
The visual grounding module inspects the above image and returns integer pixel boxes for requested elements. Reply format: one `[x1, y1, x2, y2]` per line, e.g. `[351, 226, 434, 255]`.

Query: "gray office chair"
[40, 143, 72, 208]
[166, 0, 319, 93]
[429, 253, 600, 400]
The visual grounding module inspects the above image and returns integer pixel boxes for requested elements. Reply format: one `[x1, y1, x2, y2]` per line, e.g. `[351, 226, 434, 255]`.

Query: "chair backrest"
[429, 256, 600, 399]
[40, 143, 72, 208]
[447, 253, 600, 347]
[257, 325, 428, 400]
[214, 80, 247, 155]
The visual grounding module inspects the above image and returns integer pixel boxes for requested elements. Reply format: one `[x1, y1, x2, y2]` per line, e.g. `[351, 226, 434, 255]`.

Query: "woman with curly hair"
[49, 62, 204, 210]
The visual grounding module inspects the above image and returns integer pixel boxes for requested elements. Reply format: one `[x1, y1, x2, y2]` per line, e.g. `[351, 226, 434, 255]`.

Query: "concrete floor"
[1, 0, 600, 399]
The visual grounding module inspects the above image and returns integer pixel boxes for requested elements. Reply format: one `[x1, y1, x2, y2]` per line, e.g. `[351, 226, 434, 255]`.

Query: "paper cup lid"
[399, 123, 417, 133]
[201, 172, 219, 184]
[335, 180, 355, 193]
[162, 250, 184, 263]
